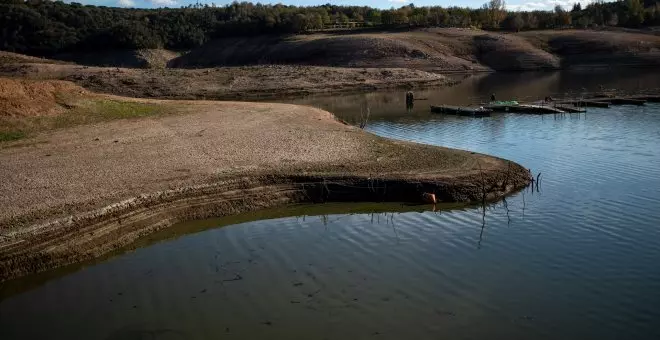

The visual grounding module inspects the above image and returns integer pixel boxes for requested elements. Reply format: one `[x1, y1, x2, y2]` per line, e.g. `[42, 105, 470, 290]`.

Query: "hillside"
[170, 28, 558, 72]
[53, 49, 180, 69]
[0, 78, 85, 118]
[0, 51, 68, 65]
[170, 28, 660, 72]
[2, 29, 660, 100]
[4, 29, 659, 73]
[518, 30, 660, 68]
[2, 1, 659, 57]
[0, 63, 452, 100]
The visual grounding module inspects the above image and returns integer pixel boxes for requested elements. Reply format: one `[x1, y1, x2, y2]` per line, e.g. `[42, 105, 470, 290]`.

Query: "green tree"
[502, 13, 524, 31]
[555, 5, 572, 27]
[483, 0, 506, 29]
[624, 0, 645, 26]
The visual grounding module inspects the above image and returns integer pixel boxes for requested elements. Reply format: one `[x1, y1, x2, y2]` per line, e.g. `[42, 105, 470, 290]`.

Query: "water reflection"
[278, 69, 660, 123]
[2, 201, 539, 340]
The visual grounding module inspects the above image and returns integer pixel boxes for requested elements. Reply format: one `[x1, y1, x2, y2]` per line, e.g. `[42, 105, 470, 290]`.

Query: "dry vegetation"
[0, 78, 167, 142]
[0, 51, 69, 65]
[0, 78, 85, 118]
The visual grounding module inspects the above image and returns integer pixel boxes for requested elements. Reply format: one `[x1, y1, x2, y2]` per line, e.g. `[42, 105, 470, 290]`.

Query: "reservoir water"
[2, 70, 660, 340]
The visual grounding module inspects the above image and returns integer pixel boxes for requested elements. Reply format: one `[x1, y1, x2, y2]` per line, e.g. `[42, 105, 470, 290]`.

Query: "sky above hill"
[77, 0, 597, 12]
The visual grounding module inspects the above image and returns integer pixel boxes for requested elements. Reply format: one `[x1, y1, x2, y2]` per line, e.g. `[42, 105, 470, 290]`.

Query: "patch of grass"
[0, 130, 26, 142]
[49, 99, 164, 130]
[88, 99, 162, 119]
[1, 98, 168, 143]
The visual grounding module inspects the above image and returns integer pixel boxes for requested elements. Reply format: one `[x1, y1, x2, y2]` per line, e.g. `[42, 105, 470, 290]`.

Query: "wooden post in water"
[406, 91, 414, 110]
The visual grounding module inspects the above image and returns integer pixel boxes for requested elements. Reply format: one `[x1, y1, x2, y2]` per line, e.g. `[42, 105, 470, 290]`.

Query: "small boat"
[430, 105, 491, 117]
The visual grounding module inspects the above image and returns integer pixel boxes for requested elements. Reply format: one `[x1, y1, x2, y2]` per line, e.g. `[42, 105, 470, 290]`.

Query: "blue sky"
[78, 0, 595, 11]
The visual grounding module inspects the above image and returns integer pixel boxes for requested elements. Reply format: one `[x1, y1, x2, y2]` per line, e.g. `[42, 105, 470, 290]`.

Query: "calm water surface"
[2, 71, 660, 340]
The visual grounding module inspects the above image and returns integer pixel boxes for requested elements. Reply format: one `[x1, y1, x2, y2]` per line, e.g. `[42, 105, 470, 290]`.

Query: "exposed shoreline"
[0, 97, 531, 282]
[0, 63, 456, 101]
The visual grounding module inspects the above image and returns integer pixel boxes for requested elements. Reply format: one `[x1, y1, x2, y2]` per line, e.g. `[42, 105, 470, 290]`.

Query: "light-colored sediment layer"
[0, 99, 530, 281]
[0, 63, 452, 100]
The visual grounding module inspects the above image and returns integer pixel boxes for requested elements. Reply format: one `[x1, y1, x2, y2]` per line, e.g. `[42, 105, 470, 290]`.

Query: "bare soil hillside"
[2, 28, 658, 101]
[0, 63, 451, 99]
[171, 28, 551, 72]
[0, 51, 68, 65]
[53, 49, 180, 68]
[171, 28, 660, 72]
[0, 78, 85, 118]
[517, 30, 660, 68]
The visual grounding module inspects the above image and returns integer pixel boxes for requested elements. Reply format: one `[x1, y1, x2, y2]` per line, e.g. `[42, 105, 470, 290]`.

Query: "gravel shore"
[0, 98, 530, 281]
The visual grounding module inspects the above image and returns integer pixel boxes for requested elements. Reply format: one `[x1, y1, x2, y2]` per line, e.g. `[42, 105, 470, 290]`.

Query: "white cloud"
[388, 0, 411, 3]
[507, 0, 594, 11]
[117, 0, 135, 7]
[150, 0, 177, 6]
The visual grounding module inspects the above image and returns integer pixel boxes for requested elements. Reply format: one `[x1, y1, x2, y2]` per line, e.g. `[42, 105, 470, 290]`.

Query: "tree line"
[1, 0, 659, 56]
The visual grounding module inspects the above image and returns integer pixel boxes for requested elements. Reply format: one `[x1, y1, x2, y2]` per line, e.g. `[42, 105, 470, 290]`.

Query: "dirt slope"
[0, 78, 85, 118]
[170, 29, 505, 72]
[53, 49, 180, 68]
[0, 63, 452, 99]
[517, 30, 660, 68]
[171, 28, 660, 72]
[0, 51, 68, 65]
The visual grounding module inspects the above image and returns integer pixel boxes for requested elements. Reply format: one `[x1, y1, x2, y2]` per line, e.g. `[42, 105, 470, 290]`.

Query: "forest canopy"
[1, 0, 659, 56]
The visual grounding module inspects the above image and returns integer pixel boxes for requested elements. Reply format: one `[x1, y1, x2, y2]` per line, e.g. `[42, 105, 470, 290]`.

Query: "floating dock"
[487, 103, 565, 114]
[559, 100, 610, 108]
[602, 98, 647, 106]
[554, 105, 587, 113]
[431, 105, 491, 117]
[429, 92, 657, 116]
[630, 95, 660, 103]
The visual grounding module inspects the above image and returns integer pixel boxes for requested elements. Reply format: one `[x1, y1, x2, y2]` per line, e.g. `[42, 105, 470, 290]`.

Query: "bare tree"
[483, 0, 506, 29]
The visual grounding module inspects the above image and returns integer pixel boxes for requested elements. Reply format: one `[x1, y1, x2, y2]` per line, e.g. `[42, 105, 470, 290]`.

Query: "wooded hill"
[1, 0, 659, 56]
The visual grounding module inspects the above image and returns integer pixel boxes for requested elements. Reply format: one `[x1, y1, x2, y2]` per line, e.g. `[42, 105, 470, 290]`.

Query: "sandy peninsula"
[0, 79, 530, 281]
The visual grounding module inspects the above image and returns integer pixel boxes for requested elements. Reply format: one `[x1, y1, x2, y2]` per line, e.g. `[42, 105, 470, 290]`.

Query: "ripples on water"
[2, 74, 660, 340]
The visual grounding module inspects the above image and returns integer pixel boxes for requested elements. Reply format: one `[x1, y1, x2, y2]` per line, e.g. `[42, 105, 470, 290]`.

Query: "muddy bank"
[0, 98, 530, 281]
[0, 63, 453, 100]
